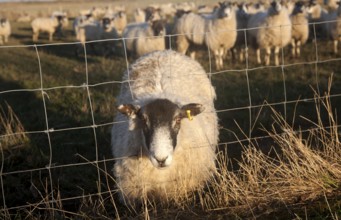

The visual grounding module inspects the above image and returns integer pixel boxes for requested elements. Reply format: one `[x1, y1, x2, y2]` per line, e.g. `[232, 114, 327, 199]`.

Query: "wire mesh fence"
[0, 17, 341, 217]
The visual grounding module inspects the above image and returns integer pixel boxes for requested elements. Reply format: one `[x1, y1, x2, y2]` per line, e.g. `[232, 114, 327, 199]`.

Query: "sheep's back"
[118, 50, 216, 107]
[174, 13, 206, 45]
[31, 17, 57, 32]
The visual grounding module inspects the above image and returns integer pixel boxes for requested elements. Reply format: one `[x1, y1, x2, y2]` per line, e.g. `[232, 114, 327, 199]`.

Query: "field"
[0, 0, 341, 219]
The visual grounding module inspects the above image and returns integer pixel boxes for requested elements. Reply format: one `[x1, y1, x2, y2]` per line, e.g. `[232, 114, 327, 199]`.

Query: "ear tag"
[186, 110, 193, 121]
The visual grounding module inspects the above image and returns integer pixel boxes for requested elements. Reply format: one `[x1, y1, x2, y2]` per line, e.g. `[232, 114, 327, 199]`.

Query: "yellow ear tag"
[186, 110, 193, 121]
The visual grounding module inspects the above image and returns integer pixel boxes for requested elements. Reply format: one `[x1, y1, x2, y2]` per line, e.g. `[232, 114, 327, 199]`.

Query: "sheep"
[0, 18, 11, 45]
[111, 50, 219, 205]
[290, 1, 309, 57]
[122, 20, 166, 57]
[247, 0, 292, 66]
[173, 1, 237, 70]
[325, 1, 341, 54]
[31, 14, 66, 42]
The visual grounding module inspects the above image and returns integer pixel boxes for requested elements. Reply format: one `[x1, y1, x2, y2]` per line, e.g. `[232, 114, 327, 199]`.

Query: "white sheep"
[290, 1, 309, 57]
[173, 2, 237, 70]
[111, 50, 219, 205]
[247, 0, 292, 66]
[0, 18, 11, 45]
[31, 15, 66, 41]
[111, 11, 127, 36]
[122, 20, 166, 57]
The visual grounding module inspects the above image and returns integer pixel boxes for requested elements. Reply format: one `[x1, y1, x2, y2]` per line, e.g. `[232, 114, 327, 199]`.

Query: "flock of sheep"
[0, 0, 341, 68]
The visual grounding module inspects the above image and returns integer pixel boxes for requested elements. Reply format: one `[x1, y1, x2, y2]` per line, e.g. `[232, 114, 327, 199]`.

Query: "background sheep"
[0, 18, 11, 45]
[325, 1, 341, 53]
[290, 1, 309, 57]
[31, 14, 66, 41]
[111, 50, 219, 205]
[247, 0, 292, 66]
[122, 19, 166, 57]
[173, 1, 237, 70]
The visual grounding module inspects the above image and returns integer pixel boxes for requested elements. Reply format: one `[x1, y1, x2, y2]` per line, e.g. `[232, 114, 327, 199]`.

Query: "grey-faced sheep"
[290, 1, 309, 57]
[247, 0, 292, 66]
[31, 15, 66, 41]
[0, 18, 11, 45]
[122, 20, 166, 57]
[111, 50, 219, 205]
[173, 1, 237, 70]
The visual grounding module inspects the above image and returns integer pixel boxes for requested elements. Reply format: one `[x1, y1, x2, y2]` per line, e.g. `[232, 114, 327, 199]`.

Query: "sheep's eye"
[174, 116, 181, 125]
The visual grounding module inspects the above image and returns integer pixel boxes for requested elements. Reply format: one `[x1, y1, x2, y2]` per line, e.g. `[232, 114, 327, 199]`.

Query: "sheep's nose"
[155, 156, 168, 167]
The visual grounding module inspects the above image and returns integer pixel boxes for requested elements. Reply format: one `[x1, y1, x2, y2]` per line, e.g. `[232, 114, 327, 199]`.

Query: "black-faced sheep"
[173, 1, 237, 70]
[111, 50, 219, 205]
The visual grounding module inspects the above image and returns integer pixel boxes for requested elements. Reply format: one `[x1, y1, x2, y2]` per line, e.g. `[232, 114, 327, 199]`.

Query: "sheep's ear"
[117, 104, 140, 118]
[180, 103, 205, 119]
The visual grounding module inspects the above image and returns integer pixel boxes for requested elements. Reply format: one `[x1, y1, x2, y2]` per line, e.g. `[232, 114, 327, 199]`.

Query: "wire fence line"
[0, 20, 341, 214]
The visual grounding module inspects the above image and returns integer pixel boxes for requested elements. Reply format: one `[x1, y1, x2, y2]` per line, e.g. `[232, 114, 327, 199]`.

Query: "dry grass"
[0, 103, 29, 151]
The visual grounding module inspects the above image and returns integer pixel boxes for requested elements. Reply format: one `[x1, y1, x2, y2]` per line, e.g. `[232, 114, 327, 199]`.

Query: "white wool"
[247, 1, 292, 66]
[111, 50, 218, 205]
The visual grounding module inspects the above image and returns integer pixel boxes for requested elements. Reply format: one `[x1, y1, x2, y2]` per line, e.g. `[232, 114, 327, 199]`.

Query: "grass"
[0, 2, 341, 219]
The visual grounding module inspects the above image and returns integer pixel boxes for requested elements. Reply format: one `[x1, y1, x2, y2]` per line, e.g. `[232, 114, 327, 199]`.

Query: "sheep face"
[151, 20, 165, 36]
[102, 17, 113, 31]
[293, 1, 307, 15]
[118, 99, 204, 168]
[217, 2, 234, 19]
[269, 1, 283, 15]
[0, 19, 7, 27]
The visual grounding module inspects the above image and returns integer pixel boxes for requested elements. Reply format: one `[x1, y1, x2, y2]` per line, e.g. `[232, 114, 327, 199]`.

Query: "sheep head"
[117, 99, 204, 168]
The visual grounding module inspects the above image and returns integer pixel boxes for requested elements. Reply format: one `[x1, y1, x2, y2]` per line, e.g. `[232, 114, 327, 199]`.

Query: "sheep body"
[174, 2, 237, 70]
[111, 50, 218, 204]
[31, 16, 64, 41]
[0, 18, 11, 44]
[122, 20, 166, 57]
[247, 1, 292, 65]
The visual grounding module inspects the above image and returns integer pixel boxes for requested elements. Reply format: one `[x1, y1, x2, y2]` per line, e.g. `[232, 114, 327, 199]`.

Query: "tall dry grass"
[0, 103, 29, 151]
[102, 80, 340, 219]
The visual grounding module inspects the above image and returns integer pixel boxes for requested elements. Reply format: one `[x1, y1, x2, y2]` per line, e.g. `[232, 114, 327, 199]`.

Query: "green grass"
[0, 11, 340, 219]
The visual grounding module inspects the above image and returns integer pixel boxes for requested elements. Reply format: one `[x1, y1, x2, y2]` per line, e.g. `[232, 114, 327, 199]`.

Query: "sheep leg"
[296, 41, 301, 57]
[4, 35, 8, 43]
[0, 37, 3, 45]
[49, 32, 53, 41]
[274, 47, 280, 66]
[333, 40, 338, 54]
[32, 32, 39, 42]
[291, 39, 296, 57]
[214, 48, 224, 70]
[190, 51, 196, 60]
[256, 49, 261, 64]
[176, 35, 189, 55]
[264, 47, 271, 66]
